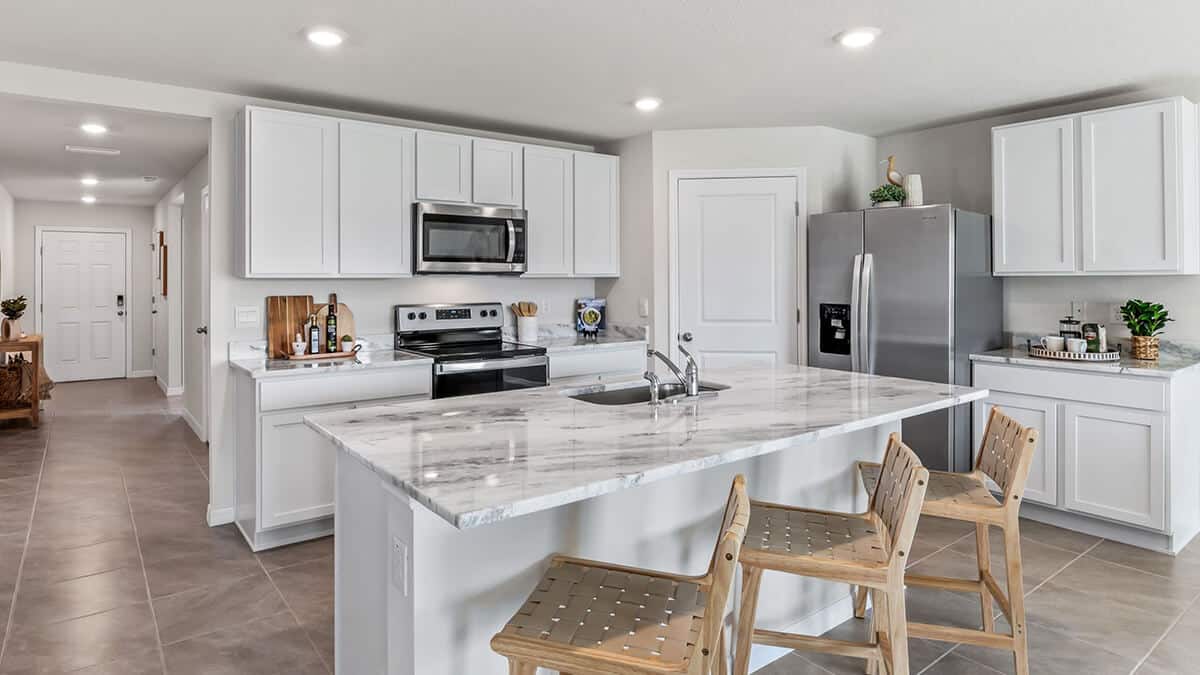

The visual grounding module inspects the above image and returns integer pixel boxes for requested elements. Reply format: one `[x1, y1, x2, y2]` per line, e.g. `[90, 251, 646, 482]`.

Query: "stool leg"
[854, 584, 869, 619]
[715, 624, 729, 675]
[1003, 523, 1029, 675]
[886, 585, 910, 675]
[732, 566, 763, 675]
[975, 523, 995, 633]
[867, 588, 888, 675]
[506, 659, 536, 675]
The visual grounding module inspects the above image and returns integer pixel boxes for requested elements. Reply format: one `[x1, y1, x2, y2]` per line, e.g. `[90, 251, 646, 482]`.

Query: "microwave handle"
[506, 220, 516, 263]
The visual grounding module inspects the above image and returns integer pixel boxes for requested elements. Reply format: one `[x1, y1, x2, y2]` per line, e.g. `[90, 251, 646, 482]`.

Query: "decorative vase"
[902, 174, 924, 206]
[1131, 335, 1160, 361]
[872, 201, 901, 208]
[0, 318, 19, 342]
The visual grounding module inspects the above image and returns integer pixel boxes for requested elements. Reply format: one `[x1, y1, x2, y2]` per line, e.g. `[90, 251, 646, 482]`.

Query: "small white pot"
[516, 316, 539, 343]
[341, 339, 354, 353]
[872, 201, 901, 208]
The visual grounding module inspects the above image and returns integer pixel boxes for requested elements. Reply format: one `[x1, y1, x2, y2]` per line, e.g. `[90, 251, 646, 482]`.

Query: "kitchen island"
[305, 365, 986, 674]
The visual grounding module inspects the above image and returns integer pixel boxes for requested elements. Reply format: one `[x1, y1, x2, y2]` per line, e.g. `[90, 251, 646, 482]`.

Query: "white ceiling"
[0, 95, 209, 206]
[0, 1, 1196, 143]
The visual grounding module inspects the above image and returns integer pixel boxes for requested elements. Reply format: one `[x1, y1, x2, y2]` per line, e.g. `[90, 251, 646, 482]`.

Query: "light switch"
[391, 536, 409, 596]
[235, 305, 260, 328]
[639, 297, 650, 317]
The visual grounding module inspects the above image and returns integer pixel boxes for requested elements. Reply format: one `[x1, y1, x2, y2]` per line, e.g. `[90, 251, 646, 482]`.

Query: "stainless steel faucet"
[644, 370, 662, 405]
[647, 346, 701, 398]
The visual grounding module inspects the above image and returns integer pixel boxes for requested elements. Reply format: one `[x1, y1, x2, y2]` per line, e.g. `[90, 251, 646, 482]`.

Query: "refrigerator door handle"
[859, 253, 874, 374]
[850, 254, 863, 372]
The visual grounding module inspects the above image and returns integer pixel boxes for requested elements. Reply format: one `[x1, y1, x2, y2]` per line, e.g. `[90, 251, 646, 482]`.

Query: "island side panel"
[335, 421, 892, 675]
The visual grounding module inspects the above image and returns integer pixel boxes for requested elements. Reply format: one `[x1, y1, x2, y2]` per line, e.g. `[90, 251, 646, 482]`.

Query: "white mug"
[1041, 335, 1066, 351]
[1066, 338, 1087, 354]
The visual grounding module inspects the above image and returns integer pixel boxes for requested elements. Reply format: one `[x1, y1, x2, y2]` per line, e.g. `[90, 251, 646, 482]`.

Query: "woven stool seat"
[859, 462, 1002, 521]
[497, 560, 707, 666]
[741, 503, 888, 569]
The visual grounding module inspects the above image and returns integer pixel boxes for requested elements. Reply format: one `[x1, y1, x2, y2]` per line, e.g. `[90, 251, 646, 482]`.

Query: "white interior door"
[675, 175, 801, 371]
[152, 227, 167, 384]
[41, 230, 127, 382]
[183, 188, 209, 440]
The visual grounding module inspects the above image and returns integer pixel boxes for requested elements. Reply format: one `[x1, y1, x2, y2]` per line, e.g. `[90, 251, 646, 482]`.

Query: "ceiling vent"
[65, 145, 120, 156]
[143, 176, 159, 183]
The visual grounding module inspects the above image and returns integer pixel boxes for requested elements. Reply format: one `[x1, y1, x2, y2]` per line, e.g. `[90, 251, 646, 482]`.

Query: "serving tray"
[1029, 346, 1120, 362]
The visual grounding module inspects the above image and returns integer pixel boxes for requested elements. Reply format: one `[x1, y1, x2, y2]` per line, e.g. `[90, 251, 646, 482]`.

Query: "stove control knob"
[418, 312, 428, 320]
[489, 309, 498, 317]
[406, 312, 416, 320]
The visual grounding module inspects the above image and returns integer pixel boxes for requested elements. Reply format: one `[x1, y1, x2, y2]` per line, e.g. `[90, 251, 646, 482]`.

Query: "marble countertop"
[304, 365, 986, 529]
[230, 348, 431, 380]
[971, 347, 1200, 379]
[525, 332, 646, 353]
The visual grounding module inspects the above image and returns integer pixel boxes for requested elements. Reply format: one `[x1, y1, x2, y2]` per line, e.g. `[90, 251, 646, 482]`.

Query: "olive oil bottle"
[325, 294, 338, 352]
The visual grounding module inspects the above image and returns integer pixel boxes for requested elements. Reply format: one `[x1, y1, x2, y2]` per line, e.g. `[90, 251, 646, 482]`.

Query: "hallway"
[0, 378, 332, 674]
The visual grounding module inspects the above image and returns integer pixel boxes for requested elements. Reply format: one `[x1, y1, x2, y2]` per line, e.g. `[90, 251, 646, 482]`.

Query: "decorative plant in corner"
[1120, 299, 1172, 361]
[0, 296, 26, 342]
[869, 183, 906, 207]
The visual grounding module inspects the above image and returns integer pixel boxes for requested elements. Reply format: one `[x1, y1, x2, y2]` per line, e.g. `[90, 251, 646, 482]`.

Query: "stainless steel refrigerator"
[807, 204, 1003, 472]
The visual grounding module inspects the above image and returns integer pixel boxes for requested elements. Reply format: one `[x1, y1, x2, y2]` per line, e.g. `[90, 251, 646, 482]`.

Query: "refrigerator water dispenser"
[818, 303, 852, 355]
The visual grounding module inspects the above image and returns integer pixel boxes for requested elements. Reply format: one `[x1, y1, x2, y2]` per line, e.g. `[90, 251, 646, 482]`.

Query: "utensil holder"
[516, 316, 538, 343]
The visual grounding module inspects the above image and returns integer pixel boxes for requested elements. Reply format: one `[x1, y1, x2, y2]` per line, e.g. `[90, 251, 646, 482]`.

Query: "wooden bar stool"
[491, 475, 750, 675]
[854, 407, 1039, 675]
[733, 434, 930, 675]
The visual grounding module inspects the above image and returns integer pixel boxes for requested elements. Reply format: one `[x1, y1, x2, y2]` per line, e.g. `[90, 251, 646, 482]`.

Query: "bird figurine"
[885, 155, 904, 186]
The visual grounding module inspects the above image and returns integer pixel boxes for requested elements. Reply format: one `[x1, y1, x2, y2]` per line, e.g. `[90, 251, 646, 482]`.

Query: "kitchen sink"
[568, 381, 729, 406]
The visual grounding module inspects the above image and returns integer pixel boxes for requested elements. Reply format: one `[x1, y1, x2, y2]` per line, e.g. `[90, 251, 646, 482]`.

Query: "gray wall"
[0, 184, 12, 299]
[877, 85, 1200, 345]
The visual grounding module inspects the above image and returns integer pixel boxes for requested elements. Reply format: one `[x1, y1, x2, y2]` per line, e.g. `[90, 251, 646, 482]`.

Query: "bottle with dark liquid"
[325, 300, 338, 353]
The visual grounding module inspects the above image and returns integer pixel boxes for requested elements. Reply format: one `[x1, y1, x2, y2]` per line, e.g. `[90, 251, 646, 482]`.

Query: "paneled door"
[973, 392, 1058, 507]
[674, 174, 801, 370]
[1063, 402, 1165, 530]
[41, 230, 127, 382]
[992, 118, 1076, 274]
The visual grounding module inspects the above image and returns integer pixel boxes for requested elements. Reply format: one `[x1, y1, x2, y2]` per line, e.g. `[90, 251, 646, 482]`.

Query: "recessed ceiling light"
[836, 27, 881, 49]
[305, 26, 346, 48]
[81, 195, 96, 204]
[634, 97, 662, 112]
[80, 122, 108, 135]
[80, 177, 99, 186]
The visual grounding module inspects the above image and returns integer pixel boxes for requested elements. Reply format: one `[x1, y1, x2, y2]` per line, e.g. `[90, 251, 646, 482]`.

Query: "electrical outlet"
[1069, 300, 1085, 319]
[1112, 304, 1125, 323]
[390, 536, 409, 596]
[639, 297, 650, 318]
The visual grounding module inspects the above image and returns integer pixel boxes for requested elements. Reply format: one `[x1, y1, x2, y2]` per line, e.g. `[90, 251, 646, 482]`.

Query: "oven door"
[415, 202, 527, 274]
[433, 355, 548, 398]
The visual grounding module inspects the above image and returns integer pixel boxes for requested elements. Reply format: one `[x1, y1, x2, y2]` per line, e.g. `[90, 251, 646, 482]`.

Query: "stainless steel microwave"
[414, 202, 527, 275]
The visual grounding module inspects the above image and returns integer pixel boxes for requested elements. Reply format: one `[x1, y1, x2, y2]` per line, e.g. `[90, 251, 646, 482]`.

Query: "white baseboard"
[156, 377, 183, 397]
[1018, 501, 1183, 554]
[181, 407, 207, 442]
[740, 595, 857, 672]
[128, 369, 155, 378]
[207, 505, 235, 526]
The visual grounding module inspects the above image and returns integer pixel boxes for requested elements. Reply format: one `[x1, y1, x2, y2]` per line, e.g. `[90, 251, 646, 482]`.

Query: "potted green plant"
[1119, 299, 1172, 361]
[869, 183, 906, 208]
[340, 334, 355, 352]
[1, 296, 27, 341]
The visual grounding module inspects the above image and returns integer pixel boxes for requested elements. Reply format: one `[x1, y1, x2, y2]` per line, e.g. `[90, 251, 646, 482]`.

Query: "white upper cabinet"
[522, 146, 574, 276]
[472, 139, 523, 206]
[416, 131, 472, 203]
[992, 118, 1076, 274]
[241, 107, 340, 277]
[1081, 99, 1193, 273]
[338, 121, 415, 277]
[573, 152, 620, 277]
[992, 97, 1198, 276]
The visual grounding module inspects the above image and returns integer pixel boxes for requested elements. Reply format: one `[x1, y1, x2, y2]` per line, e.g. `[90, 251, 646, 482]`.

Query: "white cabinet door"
[416, 131, 472, 202]
[473, 139, 523, 206]
[260, 406, 341, 529]
[1081, 99, 1181, 273]
[573, 152, 620, 276]
[339, 121, 415, 277]
[247, 108, 339, 276]
[1063, 403, 1165, 530]
[523, 146, 574, 276]
[973, 392, 1058, 507]
[992, 118, 1076, 274]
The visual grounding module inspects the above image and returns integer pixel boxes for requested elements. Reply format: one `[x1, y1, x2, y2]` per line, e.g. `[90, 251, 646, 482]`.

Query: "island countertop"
[304, 365, 986, 529]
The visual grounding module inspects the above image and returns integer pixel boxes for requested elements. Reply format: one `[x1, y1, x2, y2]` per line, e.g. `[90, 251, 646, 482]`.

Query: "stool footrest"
[907, 622, 1015, 649]
[981, 570, 1012, 621]
[752, 628, 880, 660]
[905, 574, 980, 594]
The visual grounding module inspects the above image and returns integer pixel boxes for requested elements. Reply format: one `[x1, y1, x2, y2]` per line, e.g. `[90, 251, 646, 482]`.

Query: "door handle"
[679, 332, 694, 343]
[505, 219, 516, 263]
[859, 254, 874, 374]
[850, 254, 863, 372]
[196, 326, 208, 335]
[117, 311, 125, 317]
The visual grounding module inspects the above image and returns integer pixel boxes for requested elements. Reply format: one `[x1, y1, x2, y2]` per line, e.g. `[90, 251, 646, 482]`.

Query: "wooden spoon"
[510, 303, 522, 317]
[528, 302, 538, 317]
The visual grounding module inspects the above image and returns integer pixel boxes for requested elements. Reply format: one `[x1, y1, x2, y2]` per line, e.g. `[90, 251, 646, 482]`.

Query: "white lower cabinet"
[234, 364, 432, 550]
[973, 392, 1057, 507]
[972, 359, 1198, 553]
[549, 344, 646, 382]
[1062, 403, 1165, 530]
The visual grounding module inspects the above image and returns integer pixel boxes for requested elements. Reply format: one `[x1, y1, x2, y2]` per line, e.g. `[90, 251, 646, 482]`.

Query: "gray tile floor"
[1, 378, 1197, 673]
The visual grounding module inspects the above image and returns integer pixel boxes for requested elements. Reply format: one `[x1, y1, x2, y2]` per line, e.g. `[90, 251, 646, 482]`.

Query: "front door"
[675, 175, 802, 370]
[41, 230, 127, 382]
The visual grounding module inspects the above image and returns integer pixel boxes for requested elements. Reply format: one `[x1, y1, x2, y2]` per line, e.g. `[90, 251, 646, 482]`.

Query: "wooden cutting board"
[266, 295, 314, 358]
